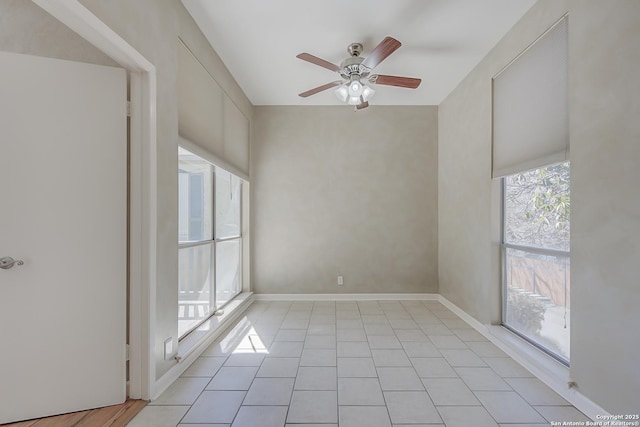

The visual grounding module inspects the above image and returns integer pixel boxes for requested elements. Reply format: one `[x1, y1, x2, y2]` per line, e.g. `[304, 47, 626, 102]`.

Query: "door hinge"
[126, 101, 131, 117]
[125, 344, 130, 361]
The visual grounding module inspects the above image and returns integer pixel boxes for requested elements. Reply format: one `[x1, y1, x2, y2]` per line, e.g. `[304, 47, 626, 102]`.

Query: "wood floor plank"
[32, 412, 89, 427]
[77, 399, 146, 427]
[103, 400, 147, 427]
[75, 404, 122, 426]
[2, 400, 146, 427]
[2, 421, 38, 427]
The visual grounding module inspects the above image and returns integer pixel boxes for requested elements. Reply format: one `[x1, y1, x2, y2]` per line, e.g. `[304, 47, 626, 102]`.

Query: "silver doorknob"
[0, 256, 24, 269]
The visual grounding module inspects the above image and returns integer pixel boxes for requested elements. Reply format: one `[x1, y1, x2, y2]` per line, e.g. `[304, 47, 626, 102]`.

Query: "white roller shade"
[178, 41, 224, 160]
[178, 41, 250, 176]
[492, 17, 568, 178]
[224, 96, 250, 173]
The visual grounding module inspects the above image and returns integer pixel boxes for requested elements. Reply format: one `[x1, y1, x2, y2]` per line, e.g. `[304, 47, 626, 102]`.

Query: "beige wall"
[438, 0, 640, 413]
[75, 0, 253, 381]
[0, 0, 115, 66]
[568, 0, 640, 413]
[252, 106, 438, 294]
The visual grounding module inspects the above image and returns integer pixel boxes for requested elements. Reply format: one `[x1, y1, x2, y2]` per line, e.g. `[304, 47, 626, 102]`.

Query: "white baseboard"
[253, 293, 439, 301]
[438, 295, 610, 421]
[436, 295, 490, 334]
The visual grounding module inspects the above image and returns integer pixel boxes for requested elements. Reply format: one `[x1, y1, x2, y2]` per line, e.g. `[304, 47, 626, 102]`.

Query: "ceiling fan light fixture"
[362, 85, 375, 102]
[348, 96, 361, 105]
[348, 80, 363, 97]
[335, 85, 349, 103]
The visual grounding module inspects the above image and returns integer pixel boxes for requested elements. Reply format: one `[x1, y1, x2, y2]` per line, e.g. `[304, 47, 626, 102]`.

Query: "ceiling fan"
[296, 36, 421, 110]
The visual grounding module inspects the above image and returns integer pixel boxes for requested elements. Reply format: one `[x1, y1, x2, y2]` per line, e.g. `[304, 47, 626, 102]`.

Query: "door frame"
[32, 0, 157, 400]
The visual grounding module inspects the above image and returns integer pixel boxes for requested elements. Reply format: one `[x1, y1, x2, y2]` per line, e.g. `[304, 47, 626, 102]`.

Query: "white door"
[0, 51, 127, 424]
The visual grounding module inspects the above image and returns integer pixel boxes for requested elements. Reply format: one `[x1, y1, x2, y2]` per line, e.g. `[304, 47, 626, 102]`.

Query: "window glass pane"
[215, 167, 241, 239]
[505, 248, 570, 361]
[178, 244, 215, 338]
[503, 161, 570, 363]
[504, 162, 570, 251]
[216, 239, 241, 308]
[178, 148, 244, 339]
[179, 147, 213, 243]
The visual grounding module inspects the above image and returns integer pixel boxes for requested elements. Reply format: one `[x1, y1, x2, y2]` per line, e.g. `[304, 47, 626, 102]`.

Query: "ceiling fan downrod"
[347, 43, 363, 57]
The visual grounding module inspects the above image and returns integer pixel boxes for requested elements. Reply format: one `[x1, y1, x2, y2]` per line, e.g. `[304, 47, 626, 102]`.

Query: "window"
[502, 162, 570, 363]
[214, 168, 242, 307]
[493, 16, 569, 364]
[178, 147, 243, 339]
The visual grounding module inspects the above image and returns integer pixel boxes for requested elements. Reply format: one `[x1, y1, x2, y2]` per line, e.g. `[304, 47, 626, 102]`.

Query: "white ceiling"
[182, 0, 536, 106]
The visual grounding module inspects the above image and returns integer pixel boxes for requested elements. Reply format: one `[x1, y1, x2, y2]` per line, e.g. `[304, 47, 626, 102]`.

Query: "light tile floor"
[129, 300, 590, 427]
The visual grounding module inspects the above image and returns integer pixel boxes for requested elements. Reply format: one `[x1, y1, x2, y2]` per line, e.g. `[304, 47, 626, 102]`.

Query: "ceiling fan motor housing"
[339, 55, 370, 80]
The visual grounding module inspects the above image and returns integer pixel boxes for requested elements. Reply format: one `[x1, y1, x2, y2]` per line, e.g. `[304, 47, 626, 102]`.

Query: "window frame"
[500, 166, 570, 366]
[178, 147, 244, 340]
[213, 172, 243, 310]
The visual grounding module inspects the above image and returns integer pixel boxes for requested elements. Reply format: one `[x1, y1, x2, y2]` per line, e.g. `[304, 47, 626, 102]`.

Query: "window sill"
[177, 292, 254, 361]
[151, 292, 254, 400]
[486, 325, 607, 419]
[487, 325, 570, 387]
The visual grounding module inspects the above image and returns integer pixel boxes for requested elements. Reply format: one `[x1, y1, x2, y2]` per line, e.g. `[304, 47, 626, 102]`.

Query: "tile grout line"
[151, 299, 578, 426]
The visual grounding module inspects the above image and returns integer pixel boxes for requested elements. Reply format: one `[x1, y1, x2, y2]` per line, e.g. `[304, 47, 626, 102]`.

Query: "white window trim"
[500, 170, 571, 366]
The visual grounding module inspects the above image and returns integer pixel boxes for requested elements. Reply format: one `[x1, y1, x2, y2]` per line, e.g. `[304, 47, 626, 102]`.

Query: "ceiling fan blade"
[298, 81, 342, 98]
[356, 101, 369, 110]
[296, 53, 341, 72]
[370, 74, 421, 89]
[361, 36, 402, 69]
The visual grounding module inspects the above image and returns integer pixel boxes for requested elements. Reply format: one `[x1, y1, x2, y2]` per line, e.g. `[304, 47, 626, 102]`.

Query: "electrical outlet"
[337, 275, 344, 285]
